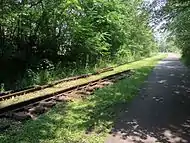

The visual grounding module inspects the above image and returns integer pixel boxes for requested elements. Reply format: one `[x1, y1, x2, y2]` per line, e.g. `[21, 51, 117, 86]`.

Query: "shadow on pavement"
[106, 57, 190, 143]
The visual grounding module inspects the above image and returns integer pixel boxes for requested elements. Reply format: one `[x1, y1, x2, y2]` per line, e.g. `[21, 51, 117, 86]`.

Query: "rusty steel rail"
[0, 67, 114, 101]
[0, 69, 131, 115]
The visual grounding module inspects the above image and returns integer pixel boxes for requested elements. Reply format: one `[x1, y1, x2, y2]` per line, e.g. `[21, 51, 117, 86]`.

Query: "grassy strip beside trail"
[0, 54, 166, 143]
[0, 54, 164, 109]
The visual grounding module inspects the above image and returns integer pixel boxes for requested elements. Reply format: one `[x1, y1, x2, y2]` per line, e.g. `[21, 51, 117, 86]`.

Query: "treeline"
[155, 0, 190, 62]
[0, 0, 157, 90]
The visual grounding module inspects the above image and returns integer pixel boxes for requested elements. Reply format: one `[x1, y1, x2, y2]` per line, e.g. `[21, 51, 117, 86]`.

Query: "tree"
[0, 0, 158, 90]
[151, 0, 190, 62]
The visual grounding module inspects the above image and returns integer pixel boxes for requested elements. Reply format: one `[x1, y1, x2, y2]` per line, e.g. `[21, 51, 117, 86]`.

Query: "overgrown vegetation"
[0, 0, 158, 91]
[0, 55, 166, 143]
[151, 0, 190, 63]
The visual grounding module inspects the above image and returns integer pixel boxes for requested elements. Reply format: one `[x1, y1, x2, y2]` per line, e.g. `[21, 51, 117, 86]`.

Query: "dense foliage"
[152, 0, 190, 61]
[0, 0, 158, 90]
[168, 0, 190, 62]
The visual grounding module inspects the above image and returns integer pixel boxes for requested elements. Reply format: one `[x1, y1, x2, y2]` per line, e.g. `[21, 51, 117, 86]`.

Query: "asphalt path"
[106, 54, 190, 143]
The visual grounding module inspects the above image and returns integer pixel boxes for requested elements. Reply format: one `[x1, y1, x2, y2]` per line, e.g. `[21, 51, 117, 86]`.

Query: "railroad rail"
[0, 67, 113, 101]
[0, 69, 133, 121]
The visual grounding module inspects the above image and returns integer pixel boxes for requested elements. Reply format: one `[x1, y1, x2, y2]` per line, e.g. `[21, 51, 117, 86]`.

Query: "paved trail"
[105, 54, 190, 143]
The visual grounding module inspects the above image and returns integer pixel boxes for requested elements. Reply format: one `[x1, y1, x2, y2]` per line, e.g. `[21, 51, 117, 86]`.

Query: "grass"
[0, 54, 164, 109]
[0, 54, 166, 143]
[3, 53, 158, 91]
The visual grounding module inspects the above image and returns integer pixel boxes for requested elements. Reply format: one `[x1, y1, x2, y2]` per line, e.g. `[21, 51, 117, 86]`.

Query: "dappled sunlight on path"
[105, 54, 190, 143]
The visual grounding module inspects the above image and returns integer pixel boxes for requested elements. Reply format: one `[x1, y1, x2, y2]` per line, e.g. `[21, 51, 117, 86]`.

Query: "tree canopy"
[0, 0, 158, 90]
[151, 0, 190, 62]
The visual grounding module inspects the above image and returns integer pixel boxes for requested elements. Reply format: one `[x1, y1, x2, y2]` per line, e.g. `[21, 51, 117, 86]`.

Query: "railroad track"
[0, 70, 133, 122]
[0, 67, 113, 101]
